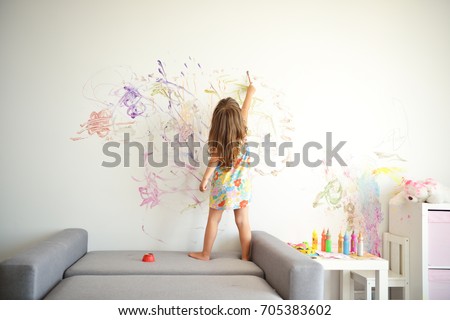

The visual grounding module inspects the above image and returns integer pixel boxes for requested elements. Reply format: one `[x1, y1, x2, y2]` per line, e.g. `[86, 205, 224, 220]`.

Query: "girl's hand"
[199, 179, 208, 192]
[246, 71, 256, 96]
[247, 83, 256, 96]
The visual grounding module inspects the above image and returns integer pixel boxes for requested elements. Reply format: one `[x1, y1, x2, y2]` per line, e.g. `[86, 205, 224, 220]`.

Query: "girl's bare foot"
[188, 252, 210, 261]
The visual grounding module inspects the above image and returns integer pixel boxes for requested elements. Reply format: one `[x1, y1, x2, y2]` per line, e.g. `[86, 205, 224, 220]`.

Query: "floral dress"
[209, 146, 252, 210]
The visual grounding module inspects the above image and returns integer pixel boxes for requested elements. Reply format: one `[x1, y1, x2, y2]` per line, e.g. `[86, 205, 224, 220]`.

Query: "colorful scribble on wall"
[311, 96, 408, 256]
[313, 157, 405, 256]
[72, 58, 407, 252]
[72, 58, 295, 212]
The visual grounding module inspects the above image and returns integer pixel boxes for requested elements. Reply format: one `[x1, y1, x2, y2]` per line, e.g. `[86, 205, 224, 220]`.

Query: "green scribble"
[312, 178, 343, 209]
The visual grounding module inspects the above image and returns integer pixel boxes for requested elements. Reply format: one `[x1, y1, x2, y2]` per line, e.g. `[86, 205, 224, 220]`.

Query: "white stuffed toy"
[390, 178, 450, 205]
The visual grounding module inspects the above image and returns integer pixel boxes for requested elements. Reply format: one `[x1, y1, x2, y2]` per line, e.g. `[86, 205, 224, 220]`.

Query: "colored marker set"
[315, 229, 364, 256]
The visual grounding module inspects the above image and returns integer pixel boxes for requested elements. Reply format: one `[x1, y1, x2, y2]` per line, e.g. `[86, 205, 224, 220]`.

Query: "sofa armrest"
[0, 228, 88, 299]
[251, 230, 324, 300]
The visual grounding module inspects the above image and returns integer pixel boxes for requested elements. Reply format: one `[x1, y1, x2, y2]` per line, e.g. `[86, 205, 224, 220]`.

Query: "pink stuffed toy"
[390, 178, 450, 204]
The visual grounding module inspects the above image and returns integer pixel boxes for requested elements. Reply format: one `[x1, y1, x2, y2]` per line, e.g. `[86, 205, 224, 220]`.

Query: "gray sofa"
[0, 228, 324, 300]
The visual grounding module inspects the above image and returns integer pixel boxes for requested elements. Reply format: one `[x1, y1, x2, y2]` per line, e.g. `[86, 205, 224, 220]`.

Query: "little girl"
[189, 75, 255, 261]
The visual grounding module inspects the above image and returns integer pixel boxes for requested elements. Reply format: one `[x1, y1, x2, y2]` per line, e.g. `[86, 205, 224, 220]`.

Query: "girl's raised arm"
[241, 71, 255, 123]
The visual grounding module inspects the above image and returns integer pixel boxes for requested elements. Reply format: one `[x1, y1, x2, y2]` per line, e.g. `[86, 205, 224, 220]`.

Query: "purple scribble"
[155, 59, 196, 98]
[119, 86, 146, 119]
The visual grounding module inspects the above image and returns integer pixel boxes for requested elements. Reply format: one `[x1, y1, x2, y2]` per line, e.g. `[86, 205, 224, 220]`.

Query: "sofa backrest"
[0, 228, 88, 299]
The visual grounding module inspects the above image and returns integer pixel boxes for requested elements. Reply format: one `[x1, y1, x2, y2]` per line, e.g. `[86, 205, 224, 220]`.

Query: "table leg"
[340, 270, 351, 300]
[375, 269, 388, 300]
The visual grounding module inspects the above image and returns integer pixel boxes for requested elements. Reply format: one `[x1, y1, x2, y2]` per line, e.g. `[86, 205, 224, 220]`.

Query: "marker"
[338, 231, 343, 253]
[351, 230, 357, 254]
[321, 229, 326, 251]
[326, 229, 332, 253]
[343, 231, 350, 255]
[357, 232, 364, 257]
[312, 230, 318, 252]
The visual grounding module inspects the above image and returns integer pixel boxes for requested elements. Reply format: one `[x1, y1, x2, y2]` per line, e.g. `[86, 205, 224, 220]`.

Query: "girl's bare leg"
[234, 207, 251, 260]
[189, 208, 223, 261]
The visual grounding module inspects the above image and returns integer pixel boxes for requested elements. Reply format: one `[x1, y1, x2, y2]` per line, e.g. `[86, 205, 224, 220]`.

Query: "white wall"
[1, 0, 449, 299]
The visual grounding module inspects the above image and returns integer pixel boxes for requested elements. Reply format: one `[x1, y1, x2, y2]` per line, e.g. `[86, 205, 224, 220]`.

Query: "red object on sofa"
[142, 253, 155, 262]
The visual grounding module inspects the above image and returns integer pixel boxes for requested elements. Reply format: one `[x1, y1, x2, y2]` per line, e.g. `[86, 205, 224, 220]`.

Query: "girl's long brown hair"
[208, 97, 247, 168]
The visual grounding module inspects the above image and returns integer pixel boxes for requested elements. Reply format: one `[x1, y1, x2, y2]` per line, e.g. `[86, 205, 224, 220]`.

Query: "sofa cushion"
[44, 275, 281, 300]
[64, 251, 264, 278]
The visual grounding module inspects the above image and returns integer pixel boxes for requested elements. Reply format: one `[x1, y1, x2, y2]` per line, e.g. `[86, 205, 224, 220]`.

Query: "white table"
[314, 255, 389, 300]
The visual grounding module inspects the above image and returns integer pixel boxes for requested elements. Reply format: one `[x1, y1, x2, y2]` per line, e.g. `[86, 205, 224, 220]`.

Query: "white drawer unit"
[389, 202, 450, 299]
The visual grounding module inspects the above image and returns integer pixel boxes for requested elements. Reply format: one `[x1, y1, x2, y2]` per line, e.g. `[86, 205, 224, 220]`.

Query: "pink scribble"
[141, 225, 165, 243]
[137, 171, 164, 209]
[191, 194, 202, 206]
[179, 123, 194, 141]
[79, 109, 112, 138]
[71, 109, 134, 140]
[357, 173, 382, 256]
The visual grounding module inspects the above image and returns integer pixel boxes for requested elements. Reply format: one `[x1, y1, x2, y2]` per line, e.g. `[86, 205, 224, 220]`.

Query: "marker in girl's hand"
[246, 71, 256, 97]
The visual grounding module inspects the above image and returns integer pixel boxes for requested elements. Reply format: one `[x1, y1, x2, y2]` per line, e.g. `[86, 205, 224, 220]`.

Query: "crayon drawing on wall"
[311, 101, 408, 256]
[72, 57, 408, 254]
[71, 58, 295, 240]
